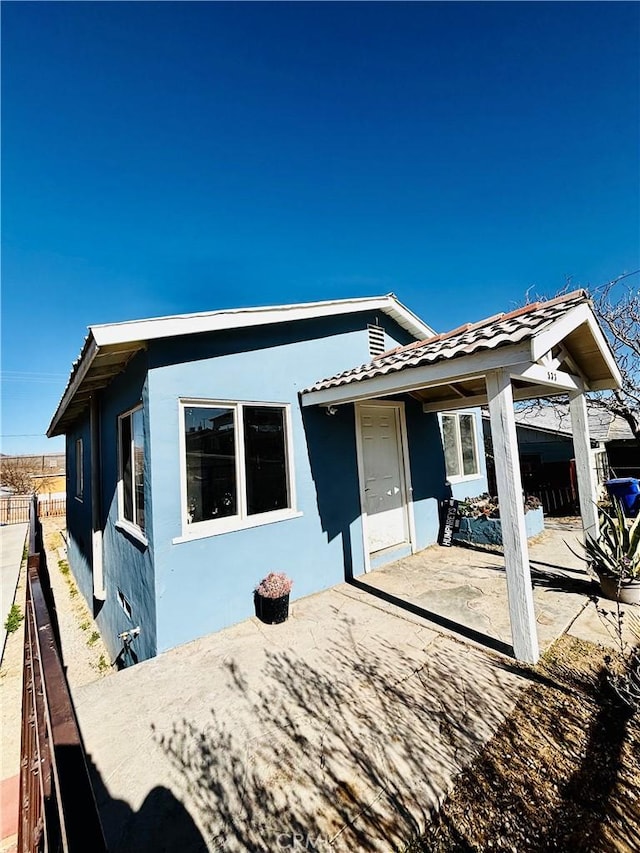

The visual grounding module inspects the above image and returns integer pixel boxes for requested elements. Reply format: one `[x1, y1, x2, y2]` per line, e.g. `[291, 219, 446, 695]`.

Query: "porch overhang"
[301, 291, 623, 665]
[300, 294, 622, 411]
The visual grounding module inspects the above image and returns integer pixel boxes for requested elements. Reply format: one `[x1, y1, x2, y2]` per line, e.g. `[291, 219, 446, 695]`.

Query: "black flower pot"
[254, 592, 290, 624]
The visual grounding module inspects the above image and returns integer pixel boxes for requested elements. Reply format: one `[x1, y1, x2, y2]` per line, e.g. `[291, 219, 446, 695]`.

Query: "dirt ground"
[40, 517, 111, 687]
[410, 634, 640, 853]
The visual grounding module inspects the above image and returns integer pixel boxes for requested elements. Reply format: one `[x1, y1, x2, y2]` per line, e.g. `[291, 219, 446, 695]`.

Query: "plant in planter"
[459, 494, 500, 519]
[458, 493, 542, 519]
[454, 493, 544, 546]
[579, 498, 640, 605]
[254, 572, 293, 624]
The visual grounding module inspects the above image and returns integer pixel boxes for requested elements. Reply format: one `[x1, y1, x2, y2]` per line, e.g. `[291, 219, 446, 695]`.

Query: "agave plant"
[584, 498, 640, 581]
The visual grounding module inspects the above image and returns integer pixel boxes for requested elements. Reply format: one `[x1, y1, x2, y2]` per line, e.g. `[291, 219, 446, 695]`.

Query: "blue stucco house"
[48, 295, 489, 664]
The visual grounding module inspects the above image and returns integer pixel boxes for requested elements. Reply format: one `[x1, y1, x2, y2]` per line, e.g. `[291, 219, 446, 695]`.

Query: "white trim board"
[530, 303, 622, 388]
[48, 294, 434, 437]
[91, 295, 435, 348]
[302, 342, 534, 408]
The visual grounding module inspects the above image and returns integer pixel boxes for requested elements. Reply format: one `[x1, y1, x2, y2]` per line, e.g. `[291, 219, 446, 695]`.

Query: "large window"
[441, 412, 480, 480]
[118, 405, 145, 534]
[181, 401, 294, 535]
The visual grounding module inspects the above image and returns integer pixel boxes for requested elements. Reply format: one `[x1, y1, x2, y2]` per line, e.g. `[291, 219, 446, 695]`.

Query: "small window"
[441, 412, 480, 481]
[118, 405, 145, 533]
[75, 439, 83, 499]
[181, 401, 295, 535]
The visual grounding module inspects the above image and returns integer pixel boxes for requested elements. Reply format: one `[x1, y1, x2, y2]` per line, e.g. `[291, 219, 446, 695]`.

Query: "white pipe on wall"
[90, 394, 106, 600]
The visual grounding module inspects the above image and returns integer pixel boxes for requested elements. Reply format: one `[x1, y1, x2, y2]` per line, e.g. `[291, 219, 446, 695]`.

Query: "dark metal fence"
[18, 496, 107, 852]
[1, 496, 32, 525]
[1, 496, 65, 525]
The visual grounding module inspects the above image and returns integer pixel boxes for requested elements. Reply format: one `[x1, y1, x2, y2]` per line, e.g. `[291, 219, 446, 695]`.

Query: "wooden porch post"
[569, 390, 599, 544]
[486, 368, 539, 663]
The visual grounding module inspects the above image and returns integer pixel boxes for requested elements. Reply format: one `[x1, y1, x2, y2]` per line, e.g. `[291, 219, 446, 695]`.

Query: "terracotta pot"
[599, 575, 640, 605]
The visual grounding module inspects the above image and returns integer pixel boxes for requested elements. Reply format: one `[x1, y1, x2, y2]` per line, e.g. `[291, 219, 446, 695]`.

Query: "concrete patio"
[353, 518, 592, 657]
[73, 519, 601, 853]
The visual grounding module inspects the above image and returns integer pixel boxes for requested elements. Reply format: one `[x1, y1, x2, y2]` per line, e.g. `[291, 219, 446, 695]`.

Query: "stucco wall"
[66, 309, 489, 661]
[454, 506, 544, 545]
[97, 350, 157, 664]
[146, 311, 428, 653]
[66, 352, 157, 665]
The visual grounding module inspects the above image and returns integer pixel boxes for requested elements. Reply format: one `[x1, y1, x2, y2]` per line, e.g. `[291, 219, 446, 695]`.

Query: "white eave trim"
[301, 341, 534, 407]
[47, 337, 99, 437]
[530, 303, 623, 389]
[90, 295, 435, 348]
[48, 294, 435, 437]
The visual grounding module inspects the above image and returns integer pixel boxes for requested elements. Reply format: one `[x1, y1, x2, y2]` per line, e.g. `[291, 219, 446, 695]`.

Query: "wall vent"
[368, 324, 386, 357]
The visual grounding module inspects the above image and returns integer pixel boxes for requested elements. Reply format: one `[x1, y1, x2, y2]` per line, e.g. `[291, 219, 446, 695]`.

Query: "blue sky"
[2, 1, 639, 453]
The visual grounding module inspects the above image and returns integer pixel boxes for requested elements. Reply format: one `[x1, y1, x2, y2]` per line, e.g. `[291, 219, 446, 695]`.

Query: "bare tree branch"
[516, 272, 640, 445]
[589, 271, 640, 443]
[0, 457, 57, 495]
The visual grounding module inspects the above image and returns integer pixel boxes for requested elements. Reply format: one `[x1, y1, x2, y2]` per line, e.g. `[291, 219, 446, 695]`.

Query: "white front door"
[357, 403, 410, 554]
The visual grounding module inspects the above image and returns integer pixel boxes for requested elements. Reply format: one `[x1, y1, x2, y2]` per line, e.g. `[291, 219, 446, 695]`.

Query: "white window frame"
[117, 404, 147, 544]
[75, 438, 83, 500]
[175, 399, 301, 543]
[440, 411, 481, 483]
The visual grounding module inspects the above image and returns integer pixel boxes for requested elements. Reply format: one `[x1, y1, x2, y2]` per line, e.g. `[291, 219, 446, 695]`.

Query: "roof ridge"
[376, 289, 589, 360]
[90, 294, 395, 331]
[536, 288, 588, 310]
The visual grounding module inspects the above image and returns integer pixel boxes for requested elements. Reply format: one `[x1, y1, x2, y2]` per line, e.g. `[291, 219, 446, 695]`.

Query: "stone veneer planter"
[453, 507, 545, 547]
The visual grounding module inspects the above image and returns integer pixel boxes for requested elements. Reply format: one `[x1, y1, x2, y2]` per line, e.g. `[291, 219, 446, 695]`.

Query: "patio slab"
[356, 518, 593, 654]
[71, 520, 596, 852]
[75, 591, 529, 853]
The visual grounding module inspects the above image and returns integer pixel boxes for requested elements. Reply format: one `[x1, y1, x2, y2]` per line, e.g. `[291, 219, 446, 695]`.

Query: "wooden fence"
[18, 496, 107, 852]
[0, 496, 65, 525]
[528, 484, 579, 516]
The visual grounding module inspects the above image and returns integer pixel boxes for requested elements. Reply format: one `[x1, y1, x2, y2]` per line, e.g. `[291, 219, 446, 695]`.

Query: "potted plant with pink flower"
[254, 572, 293, 624]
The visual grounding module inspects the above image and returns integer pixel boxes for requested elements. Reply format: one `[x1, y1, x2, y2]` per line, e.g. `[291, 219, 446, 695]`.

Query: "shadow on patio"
[152, 621, 527, 853]
[75, 584, 540, 853]
[73, 521, 600, 853]
[347, 518, 594, 656]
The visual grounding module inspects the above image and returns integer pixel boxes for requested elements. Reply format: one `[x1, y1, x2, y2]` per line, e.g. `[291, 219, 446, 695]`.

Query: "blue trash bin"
[604, 478, 640, 517]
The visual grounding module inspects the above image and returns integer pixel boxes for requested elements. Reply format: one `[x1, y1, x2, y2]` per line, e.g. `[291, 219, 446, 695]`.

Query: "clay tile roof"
[303, 290, 589, 394]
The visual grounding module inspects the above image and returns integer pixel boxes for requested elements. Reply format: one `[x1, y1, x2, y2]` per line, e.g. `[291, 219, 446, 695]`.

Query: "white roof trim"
[301, 293, 623, 407]
[301, 341, 535, 407]
[481, 410, 602, 445]
[48, 294, 434, 436]
[90, 295, 434, 347]
[47, 338, 99, 437]
[530, 302, 622, 388]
